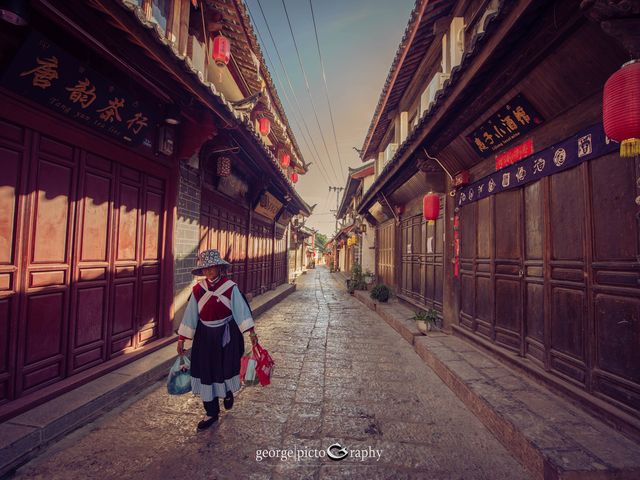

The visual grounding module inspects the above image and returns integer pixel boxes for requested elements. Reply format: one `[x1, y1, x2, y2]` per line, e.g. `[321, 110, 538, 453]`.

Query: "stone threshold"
[0, 282, 295, 478]
[351, 290, 640, 479]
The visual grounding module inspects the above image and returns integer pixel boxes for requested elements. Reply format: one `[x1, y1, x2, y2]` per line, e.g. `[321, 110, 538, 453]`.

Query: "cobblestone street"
[13, 267, 530, 480]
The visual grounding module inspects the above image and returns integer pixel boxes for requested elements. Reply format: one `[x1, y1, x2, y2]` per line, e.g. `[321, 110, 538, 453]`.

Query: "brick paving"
[12, 268, 530, 479]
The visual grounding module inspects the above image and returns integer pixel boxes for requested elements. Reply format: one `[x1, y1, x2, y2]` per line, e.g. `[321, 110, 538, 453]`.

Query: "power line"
[253, 0, 340, 186]
[245, 3, 332, 188]
[280, 0, 341, 185]
[309, 0, 346, 183]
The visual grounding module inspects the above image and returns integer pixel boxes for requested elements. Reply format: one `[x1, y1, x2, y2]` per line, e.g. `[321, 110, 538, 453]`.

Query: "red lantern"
[423, 192, 440, 224]
[291, 171, 298, 183]
[212, 34, 231, 67]
[259, 117, 271, 136]
[217, 156, 231, 177]
[280, 152, 291, 168]
[603, 60, 640, 157]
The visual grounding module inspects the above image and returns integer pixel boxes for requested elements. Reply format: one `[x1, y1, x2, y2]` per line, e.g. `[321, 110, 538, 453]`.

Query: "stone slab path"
[12, 268, 530, 479]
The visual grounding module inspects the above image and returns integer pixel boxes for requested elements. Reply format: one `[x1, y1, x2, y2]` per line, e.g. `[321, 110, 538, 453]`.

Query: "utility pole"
[328, 186, 344, 235]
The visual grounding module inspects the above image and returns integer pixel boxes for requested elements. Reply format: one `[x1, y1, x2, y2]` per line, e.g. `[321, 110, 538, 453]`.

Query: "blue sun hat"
[191, 249, 231, 276]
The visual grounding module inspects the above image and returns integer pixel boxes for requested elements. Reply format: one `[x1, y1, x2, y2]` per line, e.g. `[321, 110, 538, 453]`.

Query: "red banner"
[495, 138, 533, 170]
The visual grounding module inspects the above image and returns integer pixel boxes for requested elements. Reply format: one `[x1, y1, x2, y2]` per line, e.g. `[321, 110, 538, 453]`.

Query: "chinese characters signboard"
[495, 139, 534, 170]
[466, 94, 543, 157]
[1, 32, 158, 149]
[457, 123, 617, 207]
[255, 192, 283, 220]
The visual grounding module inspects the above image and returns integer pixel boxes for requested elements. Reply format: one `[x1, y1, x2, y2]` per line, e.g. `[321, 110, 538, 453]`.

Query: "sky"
[244, 0, 416, 237]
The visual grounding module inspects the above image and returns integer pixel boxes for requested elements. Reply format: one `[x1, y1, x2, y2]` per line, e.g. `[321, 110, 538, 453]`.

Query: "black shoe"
[197, 416, 218, 430]
[223, 391, 234, 410]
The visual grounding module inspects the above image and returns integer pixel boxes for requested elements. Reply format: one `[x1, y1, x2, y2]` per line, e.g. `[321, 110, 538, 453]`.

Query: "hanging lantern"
[603, 60, 640, 157]
[423, 192, 440, 224]
[291, 171, 298, 183]
[279, 150, 291, 168]
[258, 117, 271, 136]
[212, 34, 231, 67]
[217, 156, 231, 177]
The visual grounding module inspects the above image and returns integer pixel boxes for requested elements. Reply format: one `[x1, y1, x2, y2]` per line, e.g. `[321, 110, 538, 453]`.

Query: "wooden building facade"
[0, 0, 309, 421]
[357, 0, 640, 438]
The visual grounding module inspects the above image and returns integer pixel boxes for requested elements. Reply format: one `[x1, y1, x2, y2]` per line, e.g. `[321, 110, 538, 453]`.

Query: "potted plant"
[412, 308, 439, 334]
[412, 310, 429, 334]
[364, 269, 375, 286]
[370, 284, 391, 303]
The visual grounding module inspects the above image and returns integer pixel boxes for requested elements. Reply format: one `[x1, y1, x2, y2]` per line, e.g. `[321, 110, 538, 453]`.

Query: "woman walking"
[177, 249, 258, 430]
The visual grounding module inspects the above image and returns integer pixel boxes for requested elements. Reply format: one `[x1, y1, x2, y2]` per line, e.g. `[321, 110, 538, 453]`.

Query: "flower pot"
[417, 321, 427, 334]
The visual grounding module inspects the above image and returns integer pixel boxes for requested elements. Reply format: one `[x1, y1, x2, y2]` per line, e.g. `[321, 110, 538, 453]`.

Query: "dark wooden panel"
[524, 181, 544, 260]
[138, 279, 159, 346]
[594, 294, 640, 383]
[74, 287, 106, 349]
[550, 287, 585, 362]
[590, 154, 637, 262]
[111, 282, 135, 344]
[525, 282, 545, 342]
[477, 198, 491, 259]
[550, 167, 584, 262]
[24, 292, 65, 365]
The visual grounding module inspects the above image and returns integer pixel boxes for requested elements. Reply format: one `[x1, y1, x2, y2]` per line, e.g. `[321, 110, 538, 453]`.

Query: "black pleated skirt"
[190, 318, 244, 399]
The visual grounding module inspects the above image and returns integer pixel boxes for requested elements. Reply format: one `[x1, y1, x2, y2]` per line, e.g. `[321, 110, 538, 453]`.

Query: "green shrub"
[370, 283, 390, 302]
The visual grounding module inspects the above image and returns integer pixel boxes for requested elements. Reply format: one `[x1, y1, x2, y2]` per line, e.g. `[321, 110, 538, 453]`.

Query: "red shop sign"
[495, 138, 533, 170]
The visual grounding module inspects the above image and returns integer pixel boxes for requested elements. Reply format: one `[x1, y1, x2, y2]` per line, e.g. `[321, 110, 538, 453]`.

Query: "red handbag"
[253, 343, 274, 386]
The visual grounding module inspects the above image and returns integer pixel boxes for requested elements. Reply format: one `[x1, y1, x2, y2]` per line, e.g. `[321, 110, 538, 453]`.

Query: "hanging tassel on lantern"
[621, 138, 640, 158]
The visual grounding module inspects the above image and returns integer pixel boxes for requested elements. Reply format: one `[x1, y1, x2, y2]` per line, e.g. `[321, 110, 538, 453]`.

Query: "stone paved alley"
[13, 268, 530, 480]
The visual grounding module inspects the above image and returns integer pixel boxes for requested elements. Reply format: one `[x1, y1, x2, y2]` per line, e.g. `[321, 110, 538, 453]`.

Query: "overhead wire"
[309, 0, 346, 183]
[245, 3, 333, 188]
[253, 0, 340, 186]
[279, 0, 342, 185]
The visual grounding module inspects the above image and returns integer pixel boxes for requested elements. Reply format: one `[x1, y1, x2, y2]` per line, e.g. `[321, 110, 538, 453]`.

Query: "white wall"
[360, 226, 376, 275]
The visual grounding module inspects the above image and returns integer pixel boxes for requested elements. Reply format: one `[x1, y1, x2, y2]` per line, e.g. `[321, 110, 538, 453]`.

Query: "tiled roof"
[360, 0, 454, 160]
[113, 0, 311, 214]
[358, 2, 507, 213]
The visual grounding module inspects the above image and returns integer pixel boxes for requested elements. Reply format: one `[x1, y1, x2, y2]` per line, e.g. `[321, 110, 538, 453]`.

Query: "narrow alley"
[13, 268, 530, 480]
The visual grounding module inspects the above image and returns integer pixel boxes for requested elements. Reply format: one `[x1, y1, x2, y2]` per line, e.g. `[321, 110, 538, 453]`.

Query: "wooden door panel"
[0, 121, 27, 404]
[69, 157, 113, 374]
[110, 282, 135, 355]
[19, 135, 76, 396]
[591, 154, 637, 262]
[138, 279, 159, 345]
[0, 147, 21, 265]
[550, 168, 585, 262]
[72, 286, 106, 370]
[594, 294, 640, 382]
[116, 183, 140, 262]
[79, 172, 111, 262]
[0, 298, 14, 402]
[549, 167, 587, 383]
[32, 159, 74, 264]
[475, 276, 493, 338]
[22, 291, 65, 392]
[495, 278, 521, 349]
[494, 190, 523, 351]
[143, 190, 163, 261]
[550, 286, 586, 383]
